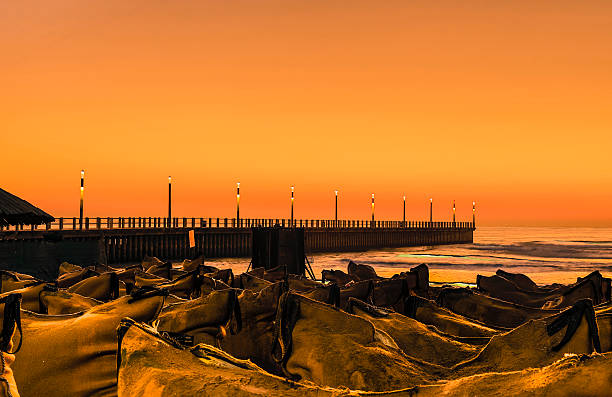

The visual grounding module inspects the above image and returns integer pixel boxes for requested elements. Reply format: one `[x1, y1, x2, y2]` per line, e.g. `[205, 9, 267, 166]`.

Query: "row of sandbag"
[1, 259, 611, 396]
[2, 277, 611, 396]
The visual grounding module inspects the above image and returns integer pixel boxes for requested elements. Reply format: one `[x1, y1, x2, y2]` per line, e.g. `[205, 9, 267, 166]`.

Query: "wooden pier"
[0, 217, 475, 265]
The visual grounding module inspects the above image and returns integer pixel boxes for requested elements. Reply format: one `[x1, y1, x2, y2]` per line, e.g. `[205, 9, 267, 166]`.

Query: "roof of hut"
[0, 188, 55, 227]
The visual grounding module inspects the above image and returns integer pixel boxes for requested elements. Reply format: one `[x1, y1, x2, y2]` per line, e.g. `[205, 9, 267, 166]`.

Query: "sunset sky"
[2, 1, 611, 226]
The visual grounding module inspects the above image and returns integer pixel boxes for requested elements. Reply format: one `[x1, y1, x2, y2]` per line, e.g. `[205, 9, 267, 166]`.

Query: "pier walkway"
[0, 217, 475, 264]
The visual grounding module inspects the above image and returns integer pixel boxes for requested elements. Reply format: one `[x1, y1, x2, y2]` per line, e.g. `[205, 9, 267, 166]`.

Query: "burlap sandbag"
[58, 262, 84, 276]
[437, 287, 558, 328]
[347, 261, 380, 281]
[117, 318, 356, 397]
[405, 295, 501, 338]
[0, 271, 41, 294]
[13, 288, 167, 397]
[239, 273, 273, 292]
[134, 271, 169, 289]
[496, 269, 541, 292]
[408, 352, 612, 397]
[0, 283, 48, 313]
[140, 256, 164, 271]
[348, 298, 479, 367]
[39, 287, 102, 314]
[145, 261, 172, 279]
[0, 293, 22, 397]
[57, 267, 100, 288]
[199, 274, 230, 296]
[67, 271, 121, 301]
[221, 282, 288, 375]
[157, 288, 241, 347]
[272, 292, 442, 392]
[597, 313, 611, 352]
[322, 269, 355, 286]
[180, 256, 205, 272]
[452, 299, 602, 377]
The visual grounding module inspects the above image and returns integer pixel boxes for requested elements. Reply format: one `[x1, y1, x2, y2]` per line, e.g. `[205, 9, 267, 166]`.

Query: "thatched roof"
[0, 188, 55, 227]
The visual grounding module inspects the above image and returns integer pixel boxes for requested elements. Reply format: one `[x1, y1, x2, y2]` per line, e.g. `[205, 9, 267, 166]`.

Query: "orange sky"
[2, 1, 612, 226]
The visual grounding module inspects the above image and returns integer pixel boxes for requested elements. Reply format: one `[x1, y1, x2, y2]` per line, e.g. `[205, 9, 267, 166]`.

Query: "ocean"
[207, 227, 612, 286]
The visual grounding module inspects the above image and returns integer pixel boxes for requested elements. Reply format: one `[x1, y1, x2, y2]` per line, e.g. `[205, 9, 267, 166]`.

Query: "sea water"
[207, 227, 612, 286]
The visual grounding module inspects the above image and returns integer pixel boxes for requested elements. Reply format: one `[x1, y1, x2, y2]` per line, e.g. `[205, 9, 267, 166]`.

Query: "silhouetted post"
[452, 200, 456, 226]
[429, 198, 433, 224]
[371, 193, 375, 224]
[290, 186, 294, 227]
[79, 170, 84, 230]
[403, 195, 406, 227]
[472, 201, 476, 227]
[335, 190, 338, 225]
[236, 182, 240, 224]
[168, 176, 172, 228]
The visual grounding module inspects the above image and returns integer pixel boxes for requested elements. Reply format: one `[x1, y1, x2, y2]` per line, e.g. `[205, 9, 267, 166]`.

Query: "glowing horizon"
[2, 1, 611, 227]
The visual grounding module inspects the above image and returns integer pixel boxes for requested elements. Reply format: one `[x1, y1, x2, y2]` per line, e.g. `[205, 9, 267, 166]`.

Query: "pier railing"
[0, 217, 474, 232]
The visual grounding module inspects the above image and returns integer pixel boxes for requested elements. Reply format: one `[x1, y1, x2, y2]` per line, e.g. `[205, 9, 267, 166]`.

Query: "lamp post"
[452, 200, 456, 225]
[403, 195, 406, 227]
[290, 186, 294, 227]
[168, 176, 172, 228]
[472, 201, 476, 227]
[236, 182, 240, 225]
[79, 170, 84, 230]
[429, 198, 433, 224]
[371, 193, 375, 224]
[334, 190, 338, 225]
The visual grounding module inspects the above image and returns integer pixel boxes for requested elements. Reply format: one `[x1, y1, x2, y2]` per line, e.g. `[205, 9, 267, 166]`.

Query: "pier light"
[452, 200, 456, 224]
[403, 195, 406, 226]
[168, 176, 172, 228]
[79, 170, 85, 229]
[236, 182, 240, 222]
[429, 198, 433, 223]
[334, 190, 338, 223]
[371, 193, 375, 222]
[290, 186, 295, 227]
[472, 201, 476, 227]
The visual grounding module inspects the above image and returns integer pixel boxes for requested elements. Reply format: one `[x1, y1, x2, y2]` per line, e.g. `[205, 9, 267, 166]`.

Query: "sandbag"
[221, 282, 288, 375]
[272, 292, 442, 391]
[338, 280, 374, 310]
[58, 262, 84, 275]
[372, 277, 415, 312]
[157, 289, 241, 347]
[239, 273, 273, 292]
[154, 271, 203, 299]
[199, 275, 230, 296]
[496, 269, 540, 292]
[348, 298, 479, 367]
[134, 271, 169, 289]
[321, 269, 355, 286]
[57, 267, 100, 288]
[0, 293, 22, 397]
[39, 287, 102, 314]
[452, 299, 602, 376]
[180, 256, 206, 272]
[117, 318, 354, 397]
[411, 352, 612, 397]
[437, 287, 558, 328]
[205, 268, 234, 286]
[140, 256, 164, 271]
[0, 282, 48, 313]
[13, 288, 167, 397]
[145, 261, 172, 280]
[405, 295, 500, 338]
[67, 272, 122, 302]
[347, 260, 380, 281]
[0, 271, 42, 293]
[597, 313, 612, 352]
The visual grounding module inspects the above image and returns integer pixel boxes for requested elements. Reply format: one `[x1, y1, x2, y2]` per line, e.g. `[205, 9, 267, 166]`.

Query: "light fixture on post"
[79, 170, 84, 230]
